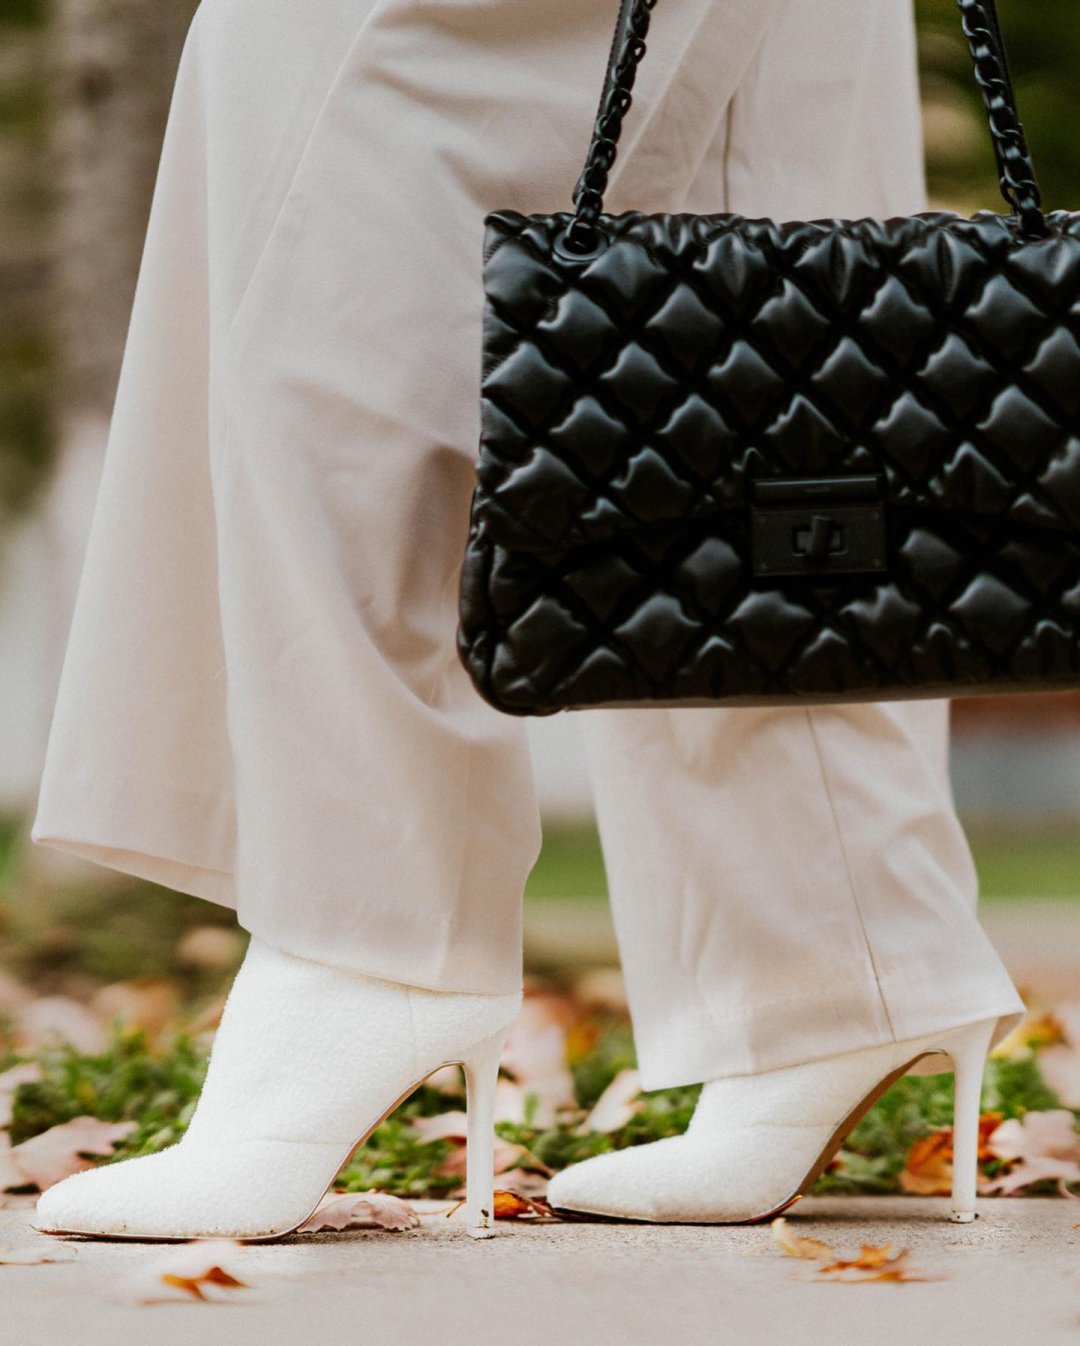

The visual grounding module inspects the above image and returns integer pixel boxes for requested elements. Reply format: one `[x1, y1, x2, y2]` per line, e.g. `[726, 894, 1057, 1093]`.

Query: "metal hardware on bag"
[750, 475, 887, 578]
[552, 222, 611, 264]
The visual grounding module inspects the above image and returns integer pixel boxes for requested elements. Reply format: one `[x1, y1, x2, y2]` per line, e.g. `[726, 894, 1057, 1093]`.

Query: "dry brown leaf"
[820, 1242, 904, 1272]
[899, 1130, 953, 1196]
[580, 1069, 642, 1135]
[772, 1221, 937, 1283]
[297, 1191, 418, 1233]
[816, 1245, 936, 1282]
[898, 1112, 1003, 1196]
[770, 1217, 835, 1261]
[11, 1117, 137, 1190]
[492, 1189, 558, 1221]
[109, 1241, 251, 1305]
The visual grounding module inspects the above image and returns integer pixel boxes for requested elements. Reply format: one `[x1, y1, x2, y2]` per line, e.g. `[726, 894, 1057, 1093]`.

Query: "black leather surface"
[457, 207, 1080, 714]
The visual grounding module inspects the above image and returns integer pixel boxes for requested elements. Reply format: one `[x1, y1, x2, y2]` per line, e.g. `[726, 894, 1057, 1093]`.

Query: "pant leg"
[32, 0, 783, 992]
[582, 0, 1027, 1088]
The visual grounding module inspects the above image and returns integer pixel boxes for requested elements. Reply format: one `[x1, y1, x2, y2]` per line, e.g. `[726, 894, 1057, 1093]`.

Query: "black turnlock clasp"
[750, 475, 887, 578]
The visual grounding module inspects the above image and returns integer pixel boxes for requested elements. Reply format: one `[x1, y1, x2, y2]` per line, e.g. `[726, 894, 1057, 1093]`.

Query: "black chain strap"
[560, 0, 1047, 256]
[561, 0, 657, 255]
[957, 0, 1047, 236]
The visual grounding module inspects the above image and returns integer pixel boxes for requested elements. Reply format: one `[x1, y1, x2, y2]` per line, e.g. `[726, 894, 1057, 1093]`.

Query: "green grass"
[524, 823, 609, 901]
[967, 829, 1080, 900]
[525, 822, 1080, 903]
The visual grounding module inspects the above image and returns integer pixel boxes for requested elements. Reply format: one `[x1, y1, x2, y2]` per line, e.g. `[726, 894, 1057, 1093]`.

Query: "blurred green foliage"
[0, 0, 48, 28]
[917, 0, 1080, 210]
[0, 0, 54, 518]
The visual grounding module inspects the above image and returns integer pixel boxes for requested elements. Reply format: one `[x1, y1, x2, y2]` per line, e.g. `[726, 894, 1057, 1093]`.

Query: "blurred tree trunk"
[51, 0, 197, 428]
[6, 0, 196, 835]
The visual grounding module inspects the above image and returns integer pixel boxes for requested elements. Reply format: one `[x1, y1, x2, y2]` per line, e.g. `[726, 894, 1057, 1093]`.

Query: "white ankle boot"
[32, 937, 520, 1241]
[547, 1017, 998, 1225]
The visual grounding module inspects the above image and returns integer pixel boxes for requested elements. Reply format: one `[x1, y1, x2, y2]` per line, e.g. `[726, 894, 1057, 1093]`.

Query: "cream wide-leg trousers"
[31, 0, 1025, 1089]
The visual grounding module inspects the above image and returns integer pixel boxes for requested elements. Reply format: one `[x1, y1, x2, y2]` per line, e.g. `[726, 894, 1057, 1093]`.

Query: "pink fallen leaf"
[108, 1240, 250, 1305]
[981, 1109, 1080, 1197]
[1034, 1003, 1080, 1109]
[499, 1020, 576, 1126]
[11, 1117, 137, 1190]
[0, 1134, 30, 1192]
[0, 1062, 43, 1129]
[297, 1191, 419, 1233]
[435, 1138, 541, 1182]
[424, 1065, 465, 1096]
[987, 1110, 1080, 1164]
[492, 1079, 530, 1125]
[90, 979, 181, 1041]
[1037, 1045, 1080, 1111]
[0, 971, 32, 1019]
[14, 997, 108, 1055]
[410, 1113, 549, 1181]
[980, 1155, 1080, 1197]
[580, 1069, 642, 1134]
[174, 925, 243, 971]
[410, 1111, 468, 1144]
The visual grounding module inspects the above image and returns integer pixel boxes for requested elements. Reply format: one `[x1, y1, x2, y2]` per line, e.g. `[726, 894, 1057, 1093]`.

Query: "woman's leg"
[34, 0, 821, 1244]
[31, 0, 787, 992]
[581, 0, 1026, 1091]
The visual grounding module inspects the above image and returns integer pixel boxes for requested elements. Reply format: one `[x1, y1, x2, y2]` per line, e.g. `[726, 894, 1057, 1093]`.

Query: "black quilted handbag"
[457, 0, 1080, 715]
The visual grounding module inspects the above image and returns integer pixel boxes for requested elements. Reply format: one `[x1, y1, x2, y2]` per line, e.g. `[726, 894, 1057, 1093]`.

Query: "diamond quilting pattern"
[458, 208, 1080, 713]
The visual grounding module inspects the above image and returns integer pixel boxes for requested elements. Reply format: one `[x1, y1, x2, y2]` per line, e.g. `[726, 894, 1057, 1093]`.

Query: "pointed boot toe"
[547, 1140, 689, 1222]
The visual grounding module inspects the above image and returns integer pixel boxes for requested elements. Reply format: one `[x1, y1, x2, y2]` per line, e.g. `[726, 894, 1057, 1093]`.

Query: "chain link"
[564, 0, 657, 253]
[563, 0, 1047, 254]
[956, 0, 1047, 237]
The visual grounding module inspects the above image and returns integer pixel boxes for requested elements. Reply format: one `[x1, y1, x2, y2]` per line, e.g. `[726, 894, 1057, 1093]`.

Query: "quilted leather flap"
[476, 208, 1080, 555]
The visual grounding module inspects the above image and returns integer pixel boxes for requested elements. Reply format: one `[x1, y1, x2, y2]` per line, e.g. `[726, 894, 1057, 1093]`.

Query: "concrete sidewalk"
[2, 1198, 1077, 1346]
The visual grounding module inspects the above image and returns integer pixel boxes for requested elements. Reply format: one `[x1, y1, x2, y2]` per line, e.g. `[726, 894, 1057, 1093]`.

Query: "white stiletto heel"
[462, 1028, 511, 1239]
[547, 1015, 1004, 1225]
[944, 1017, 998, 1223]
